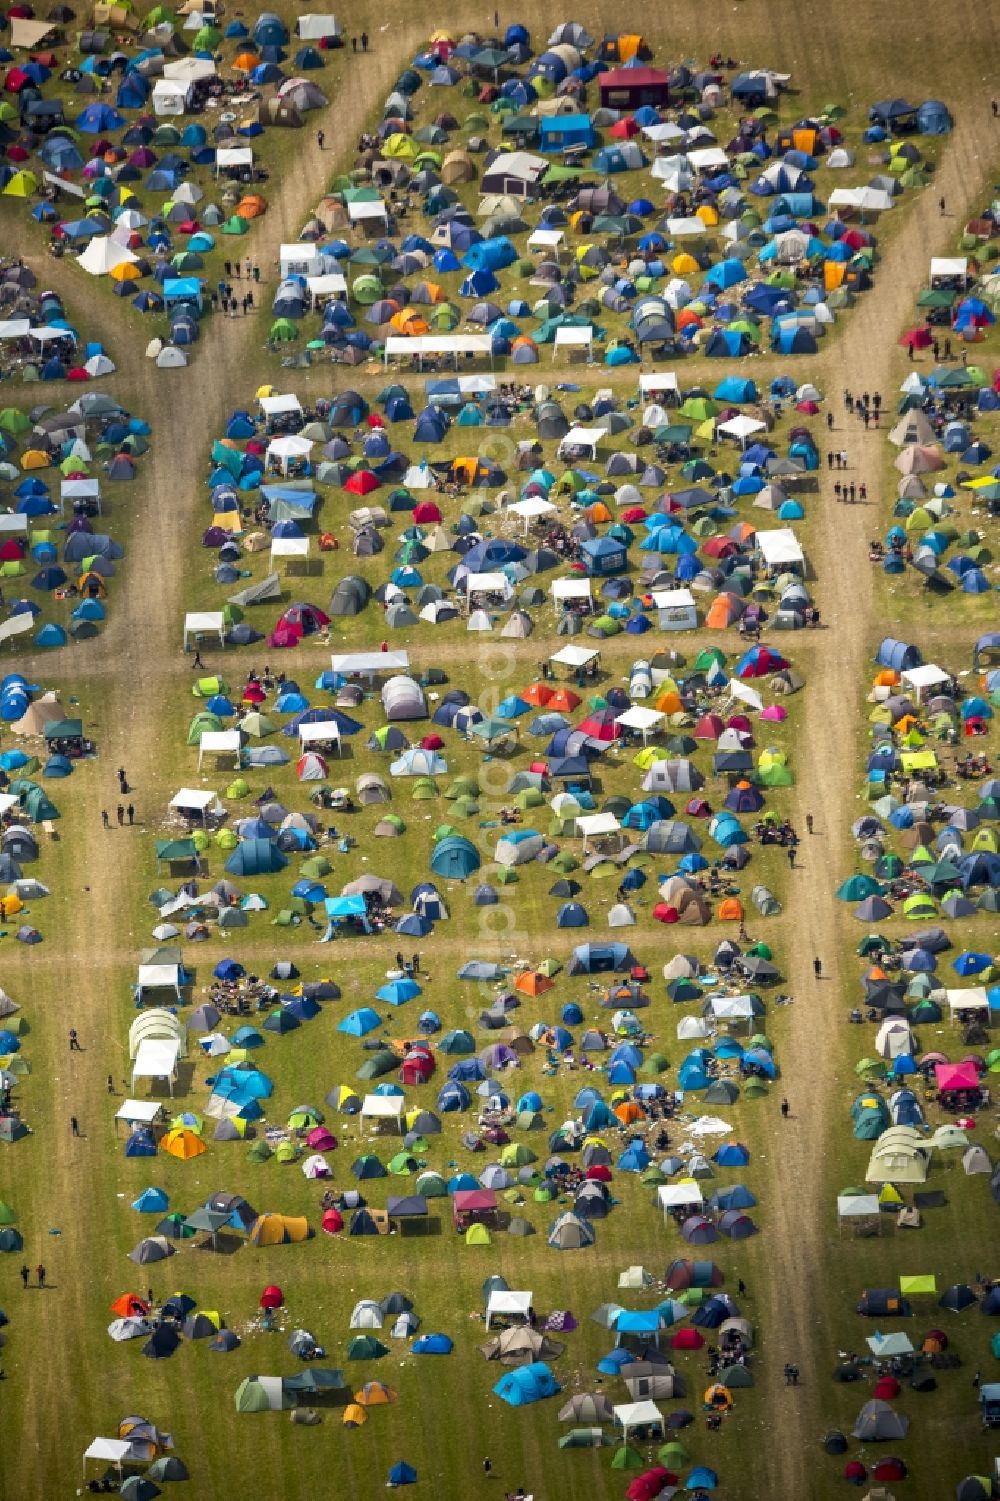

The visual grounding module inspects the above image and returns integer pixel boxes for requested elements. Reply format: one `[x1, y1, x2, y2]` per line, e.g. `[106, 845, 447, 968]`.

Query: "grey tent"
[229, 573, 281, 608]
[852, 1399, 909, 1440]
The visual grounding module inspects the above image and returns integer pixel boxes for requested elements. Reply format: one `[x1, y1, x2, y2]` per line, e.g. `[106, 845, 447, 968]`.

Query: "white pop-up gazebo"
[298, 720, 342, 755]
[184, 611, 225, 650]
[613, 1401, 665, 1440]
[196, 729, 242, 770]
[616, 706, 665, 744]
[169, 787, 220, 824]
[131, 1037, 181, 1097]
[485, 1289, 534, 1328]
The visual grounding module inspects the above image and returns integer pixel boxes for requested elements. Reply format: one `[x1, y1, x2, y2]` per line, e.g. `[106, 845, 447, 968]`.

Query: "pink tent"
[934, 1061, 979, 1092]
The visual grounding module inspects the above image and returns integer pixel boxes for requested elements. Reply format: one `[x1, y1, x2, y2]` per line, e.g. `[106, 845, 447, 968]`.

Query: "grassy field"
[3, 4, 1000, 1501]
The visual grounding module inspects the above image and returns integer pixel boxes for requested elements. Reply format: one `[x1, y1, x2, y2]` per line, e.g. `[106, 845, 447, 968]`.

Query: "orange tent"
[389, 308, 429, 335]
[705, 595, 741, 630]
[717, 897, 743, 921]
[232, 51, 260, 70]
[236, 195, 267, 219]
[356, 1382, 397, 1404]
[792, 127, 817, 154]
[161, 1127, 206, 1160]
[585, 501, 612, 523]
[111, 1292, 150, 1318]
[614, 1101, 647, 1124]
[823, 260, 846, 293]
[548, 688, 581, 712]
[652, 689, 682, 714]
[874, 669, 900, 688]
[342, 1404, 367, 1427]
[514, 971, 554, 997]
[521, 682, 553, 706]
[729, 521, 756, 545]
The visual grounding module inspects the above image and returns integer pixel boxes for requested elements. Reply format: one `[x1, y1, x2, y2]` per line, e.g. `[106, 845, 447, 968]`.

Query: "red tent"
[412, 501, 441, 523]
[321, 1207, 343, 1233]
[344, 469, 379, 495]
[670, 1327, 704, 1350]
[626, 1468, 678, 1501]
[259, 1284, 284, 1308]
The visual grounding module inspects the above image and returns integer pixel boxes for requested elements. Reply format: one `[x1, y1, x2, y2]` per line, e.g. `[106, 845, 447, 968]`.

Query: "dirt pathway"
[751, 103, 994, 1494]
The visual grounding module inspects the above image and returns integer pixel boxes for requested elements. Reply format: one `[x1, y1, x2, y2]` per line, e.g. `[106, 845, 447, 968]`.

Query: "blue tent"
[387, 1462, 417, 1485]
[430, 835, 481, 880]
[917, 99, 952, 134]
[224, 839, 288, 876]
[493, 1361, 561, 1406]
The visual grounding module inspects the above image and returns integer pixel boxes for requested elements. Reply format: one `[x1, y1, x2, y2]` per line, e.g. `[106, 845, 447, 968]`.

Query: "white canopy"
[900, 663, 951, 695]
[115, 1099, 163, 1127]
[384, 334, 492, 363]
[259, 393, 302, 417]
[0, 514, 28, 536]
[152, 78, 189, 114]
[614, 1400, 664, 1436]
[136, 963, 183, 996]
[527, 227, 564, 248]
[508, 496, 557, 530]
[549, 644, 599, 668]
[485, 1290, 533, 1327]
[306, 272, 348, 299]
[837, 1193, 880, 1218]
[132, 1038, 181, 1095]
[184, 611, 225, 648]
[279, 244, 320, 278]
[347, 199, 388, 223]
[553, 325, 593, 356]
[551, 577, 592, 601]
[930, 256, 969, 280]
[616, 706, 664, 741]
[169, 787, 217, 813]
[558, 424, 604, 458]
[163, 56, 216, 82]
[216, 146, 253, 170]
[756, 528, 805, 568]
[84, 1439, 132, 1468]
[197, 729, 241, 769]
[465, 571, 511, 598]
[299, 720, 342, 752]
[657, 1182, 703, 1211]
[665, 215, 707, 237]
[270, 536, 310, 559]
[706, 993, 755, 1019]
[717, 413, 766, 443]
[0, 319, 30, 340]
[577, 812, 621, 848]
[638, 370, 679, 394]
[297, 12, 342, 38]
[945, 986, 989, 1014]
[332, 651, 408, 675]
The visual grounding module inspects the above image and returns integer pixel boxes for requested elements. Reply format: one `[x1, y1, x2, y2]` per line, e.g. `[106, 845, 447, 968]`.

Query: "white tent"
[297, 12, 342, 38]
[184, 611, 226, 650]
[551, 577, 592, 604]
[279, 243, 320, 279]
[657, 1183, 703, 1215]
[756, 528, 805, 570]
[613, 1401, 664, 1438]
[332, 651, 408, 678]
[77, 237, 138, 277]
[384, 334, 492, 366]
[299, 720, 342, 754]
[152, 77, 189, 115]
[485, 1290, 533, 1328]
[131, 1037, 181, 1096]
[651, 588, 697, 631]
[196, 729, 241, 770]
[260, 393, 303, 420]
[169, 787, 220, 823]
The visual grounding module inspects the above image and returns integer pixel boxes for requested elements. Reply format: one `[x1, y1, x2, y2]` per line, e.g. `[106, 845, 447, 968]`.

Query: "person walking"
[69, 1029, 81, 1052]
[737, 1278, 747, 1297]
[351, 35, 357, 51]
[806, 814, 814, 834]
[826, 410, 833, 431]
[116, 804, 125, 826]
[840, 449, 848, 469]
[787, 846, 795, 869]
[939, 195, 946, 215]
[780, 1099, 790, 1119]
[127, 804, 135, 825]
[483, 1458, 493, 1478]
[70, 1115, 80, 1137]
[107, 1075, 115, 1095]
[118, 767, 128, 793]
[361, 30, 369, 51]
[859, 482, 867, 502]
[992, 98, 998, 118]
[253, 265, 260, 284]
[833, 481, 842, 502]
[412, 952, 420, 975]
[813, 956, 822, 978]
[317, 129, 325, 150]
[101, 809, 110, 829]
[19, 1264, 29, 1290]
[233, 260, 241, 280]
[36, 1264, 45, 1289]
[849, 483, 856, 503]
[192, 650, 203, 670]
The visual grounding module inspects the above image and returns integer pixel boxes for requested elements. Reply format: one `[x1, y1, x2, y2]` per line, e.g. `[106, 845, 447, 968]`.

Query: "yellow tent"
[3, 171, 37, 198]
[161, 1127, 206, 1160]
[672, 253, 700, 275]
[21, 450, 50, 470]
